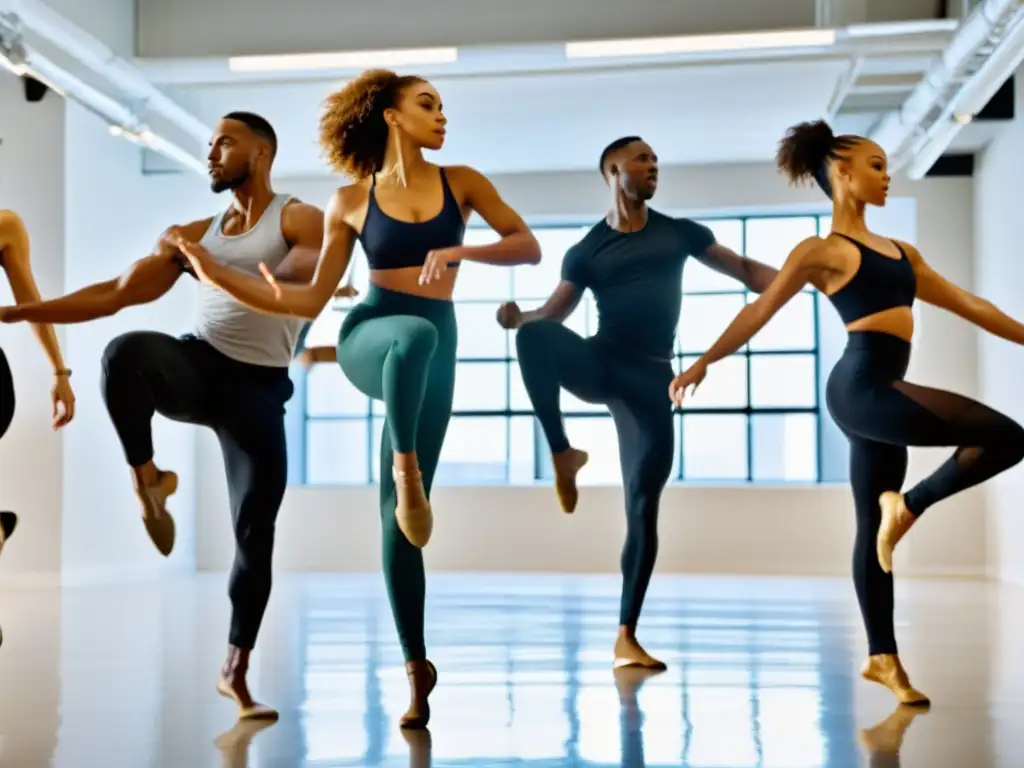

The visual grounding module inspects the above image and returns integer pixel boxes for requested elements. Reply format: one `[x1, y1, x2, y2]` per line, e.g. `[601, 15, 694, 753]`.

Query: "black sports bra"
[359, 167, 466, 271]
[825, 233, 917, 325]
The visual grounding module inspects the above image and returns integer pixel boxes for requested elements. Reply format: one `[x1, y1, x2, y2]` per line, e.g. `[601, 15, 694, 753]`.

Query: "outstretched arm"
[0, 211, 69, 370]
[903, 240, 1024, 344]
[693, 243, 779, 294]
[2, 217, 212, 324]
[176, 189, 353, 320]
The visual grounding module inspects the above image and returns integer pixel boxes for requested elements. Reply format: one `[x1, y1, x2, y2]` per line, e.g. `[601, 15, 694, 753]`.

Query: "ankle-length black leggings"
[101, 332, 294, 649]
[516, 320, 675, 629]
[826, 331, 1024, 655]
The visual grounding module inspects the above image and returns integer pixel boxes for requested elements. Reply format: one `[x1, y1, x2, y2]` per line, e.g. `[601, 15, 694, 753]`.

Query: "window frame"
[294, 213, 830, 486]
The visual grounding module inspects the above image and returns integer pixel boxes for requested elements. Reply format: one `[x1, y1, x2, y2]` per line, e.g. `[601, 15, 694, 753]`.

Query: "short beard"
[211, 167, 250, 194]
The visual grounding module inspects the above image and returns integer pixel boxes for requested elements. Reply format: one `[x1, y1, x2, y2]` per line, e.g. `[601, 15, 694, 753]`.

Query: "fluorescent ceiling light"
[565, 28, 836, 59]
[229, 47, 458, 72]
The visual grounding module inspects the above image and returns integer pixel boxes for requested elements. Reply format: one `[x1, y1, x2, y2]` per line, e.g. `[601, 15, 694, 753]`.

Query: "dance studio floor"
[0, 573, 1021, 767]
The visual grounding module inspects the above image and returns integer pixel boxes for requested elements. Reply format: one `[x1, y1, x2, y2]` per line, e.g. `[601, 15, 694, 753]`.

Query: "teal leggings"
[337, 285, 457, 661]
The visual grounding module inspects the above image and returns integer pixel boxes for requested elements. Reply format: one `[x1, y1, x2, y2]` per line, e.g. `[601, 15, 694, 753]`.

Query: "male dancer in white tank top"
[1, 112, 323, 720]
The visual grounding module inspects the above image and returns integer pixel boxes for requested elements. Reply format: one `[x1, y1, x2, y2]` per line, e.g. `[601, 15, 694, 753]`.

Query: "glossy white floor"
[0, 573, 1021, 767]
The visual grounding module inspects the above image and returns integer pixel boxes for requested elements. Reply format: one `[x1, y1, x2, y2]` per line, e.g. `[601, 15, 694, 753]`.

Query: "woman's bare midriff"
[369, 265, 459, 302]
[844, 306, 914, 342]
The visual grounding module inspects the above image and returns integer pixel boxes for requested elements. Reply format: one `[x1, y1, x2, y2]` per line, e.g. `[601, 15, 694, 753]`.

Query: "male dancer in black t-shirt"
[497, 136, 778, 669]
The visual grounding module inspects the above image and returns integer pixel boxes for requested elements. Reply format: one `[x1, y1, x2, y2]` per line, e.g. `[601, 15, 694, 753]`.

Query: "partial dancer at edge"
[1, 113, 324, 721]
[0, 210, 76, 555]
[670, 120, 1024, 705]
[496, 137, 777, 670]
[173, 69, 541, 728]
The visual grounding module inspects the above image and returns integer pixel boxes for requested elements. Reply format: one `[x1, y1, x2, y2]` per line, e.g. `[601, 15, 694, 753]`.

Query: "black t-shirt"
[561, 209, 716, 358]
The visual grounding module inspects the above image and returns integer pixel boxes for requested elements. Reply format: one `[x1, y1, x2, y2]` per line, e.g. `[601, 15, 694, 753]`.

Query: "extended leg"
[609, 378, 674, 670]
[378, 331, 455, 729]
[339, 314, 440, 546]
[515, 320, 610, 512]
[847, 435, 928, 706]
[214, 384, 290, 722]
[101, 331, 212, 555]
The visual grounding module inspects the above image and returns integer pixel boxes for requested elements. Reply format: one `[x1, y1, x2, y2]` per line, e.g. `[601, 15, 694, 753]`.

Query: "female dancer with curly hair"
[669, 120, 1024, 706]
[175, 69, 541, 728]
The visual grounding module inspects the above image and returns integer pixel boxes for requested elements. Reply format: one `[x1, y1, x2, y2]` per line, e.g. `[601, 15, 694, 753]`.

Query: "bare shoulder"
[329, 182, 370, 229]
[892, 238, 923, 263]
[282, 198, 324, 220]
[281, 198, 325, 241]
[442, 164, 489, 196]
[0, 209, 29, 249]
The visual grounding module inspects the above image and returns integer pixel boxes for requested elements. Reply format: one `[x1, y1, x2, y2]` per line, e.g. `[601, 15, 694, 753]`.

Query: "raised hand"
[495, 301, 523, 330]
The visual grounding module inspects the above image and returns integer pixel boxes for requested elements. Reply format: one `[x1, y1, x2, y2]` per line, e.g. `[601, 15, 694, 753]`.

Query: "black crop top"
[826, 233, 917, 324]
[359, 167, 467, 271]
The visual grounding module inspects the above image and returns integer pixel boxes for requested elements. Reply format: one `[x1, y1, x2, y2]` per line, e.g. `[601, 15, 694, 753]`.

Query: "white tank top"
[194, 193, 306, 367]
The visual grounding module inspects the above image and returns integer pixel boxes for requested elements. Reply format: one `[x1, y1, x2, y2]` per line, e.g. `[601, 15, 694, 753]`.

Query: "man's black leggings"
[516, 320, 675, 630]
[101, 332, 294, 649]
[0, 345, 13, 440]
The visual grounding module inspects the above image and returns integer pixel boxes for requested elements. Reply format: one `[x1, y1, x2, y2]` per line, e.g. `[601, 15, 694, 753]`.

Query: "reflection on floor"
[0, 573, 1021, 767]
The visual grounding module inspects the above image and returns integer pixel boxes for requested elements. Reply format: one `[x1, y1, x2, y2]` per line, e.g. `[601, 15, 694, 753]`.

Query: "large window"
[297, 214, 830, 486]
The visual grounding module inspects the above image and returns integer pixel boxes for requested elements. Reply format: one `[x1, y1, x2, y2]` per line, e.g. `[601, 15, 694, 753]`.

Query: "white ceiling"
[166, 59, 853, 178]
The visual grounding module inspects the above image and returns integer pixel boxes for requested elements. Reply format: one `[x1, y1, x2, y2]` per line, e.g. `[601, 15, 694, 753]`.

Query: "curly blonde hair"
[319, 69, 425, 180]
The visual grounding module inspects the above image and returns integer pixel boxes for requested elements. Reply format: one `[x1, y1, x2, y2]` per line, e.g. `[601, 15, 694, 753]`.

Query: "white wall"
[976, 69, 1024, 588]
[0, 71, 67, 586]
[192, 162, 984, 579]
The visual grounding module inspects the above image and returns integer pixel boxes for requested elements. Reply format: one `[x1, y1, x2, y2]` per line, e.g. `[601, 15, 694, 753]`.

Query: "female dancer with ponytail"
[669, 120, 1024, 706]
[174, 69, 541, 728]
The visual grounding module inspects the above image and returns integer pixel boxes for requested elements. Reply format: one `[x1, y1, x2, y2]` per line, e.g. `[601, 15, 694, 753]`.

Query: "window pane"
[683, 414, 748, 480]
[753, 414, 818, 481]
[513, 227, 591, 301]
[455, 260, 512, 301]
[371, 416, 384, 483]
[455, 302, 508, 358]
[749, 291, 816, 351]
[680, 354, 748, 409]
[679, 294, 747, 354]
[508, 416, 537, 483]
[436, 416, 508, 484]
[453, 361, 508, 412]
[305, 419, 369, 484]
[750, 354, 817, 408]
[683, 218, 744, 292]
[306, 363, 370, 417]
[463, 226, 500, 247]
[745, 217, 819, 268]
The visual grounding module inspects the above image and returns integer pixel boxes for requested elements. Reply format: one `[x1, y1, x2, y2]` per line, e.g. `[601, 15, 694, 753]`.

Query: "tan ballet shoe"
[877, 491, 915, 574]
[393, 466, 433, 548]
[216, 676, 279, 721]
[137, 470, 178, 557]
[400, 660, 437, 730]
[553, 447, 589, 514]
[613, 634, 668, 671]
[861, 654, 930, 706]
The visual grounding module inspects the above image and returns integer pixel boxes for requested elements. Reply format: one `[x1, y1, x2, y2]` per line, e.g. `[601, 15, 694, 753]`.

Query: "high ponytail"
[319, 69, 425, 179]
[776, 119, 859, 199]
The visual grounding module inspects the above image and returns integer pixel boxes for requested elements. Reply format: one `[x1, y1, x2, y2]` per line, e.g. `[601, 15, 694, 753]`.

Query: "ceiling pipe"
[0, 0, 211, 146]
[870, 0, 1024, 167]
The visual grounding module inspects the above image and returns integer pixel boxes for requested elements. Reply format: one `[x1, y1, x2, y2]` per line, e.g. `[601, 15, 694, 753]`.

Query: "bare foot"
[132, 466, 178, 556]
[400, 659, 437, 730]
[861, 654, 930, 707]
[0, 511, 17, 556]
[860, 703, 929, 757]
[552, 447, 589, 513]
[613, 630, 667, 671]
[877, 492, 915, 574]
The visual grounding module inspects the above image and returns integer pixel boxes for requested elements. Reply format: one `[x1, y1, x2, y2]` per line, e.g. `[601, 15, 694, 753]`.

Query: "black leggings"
[516, 321, 675, 629]
[827, 331, 1024, 655]
[101, 332, 294, 649]
[0, 345, 13, 440]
